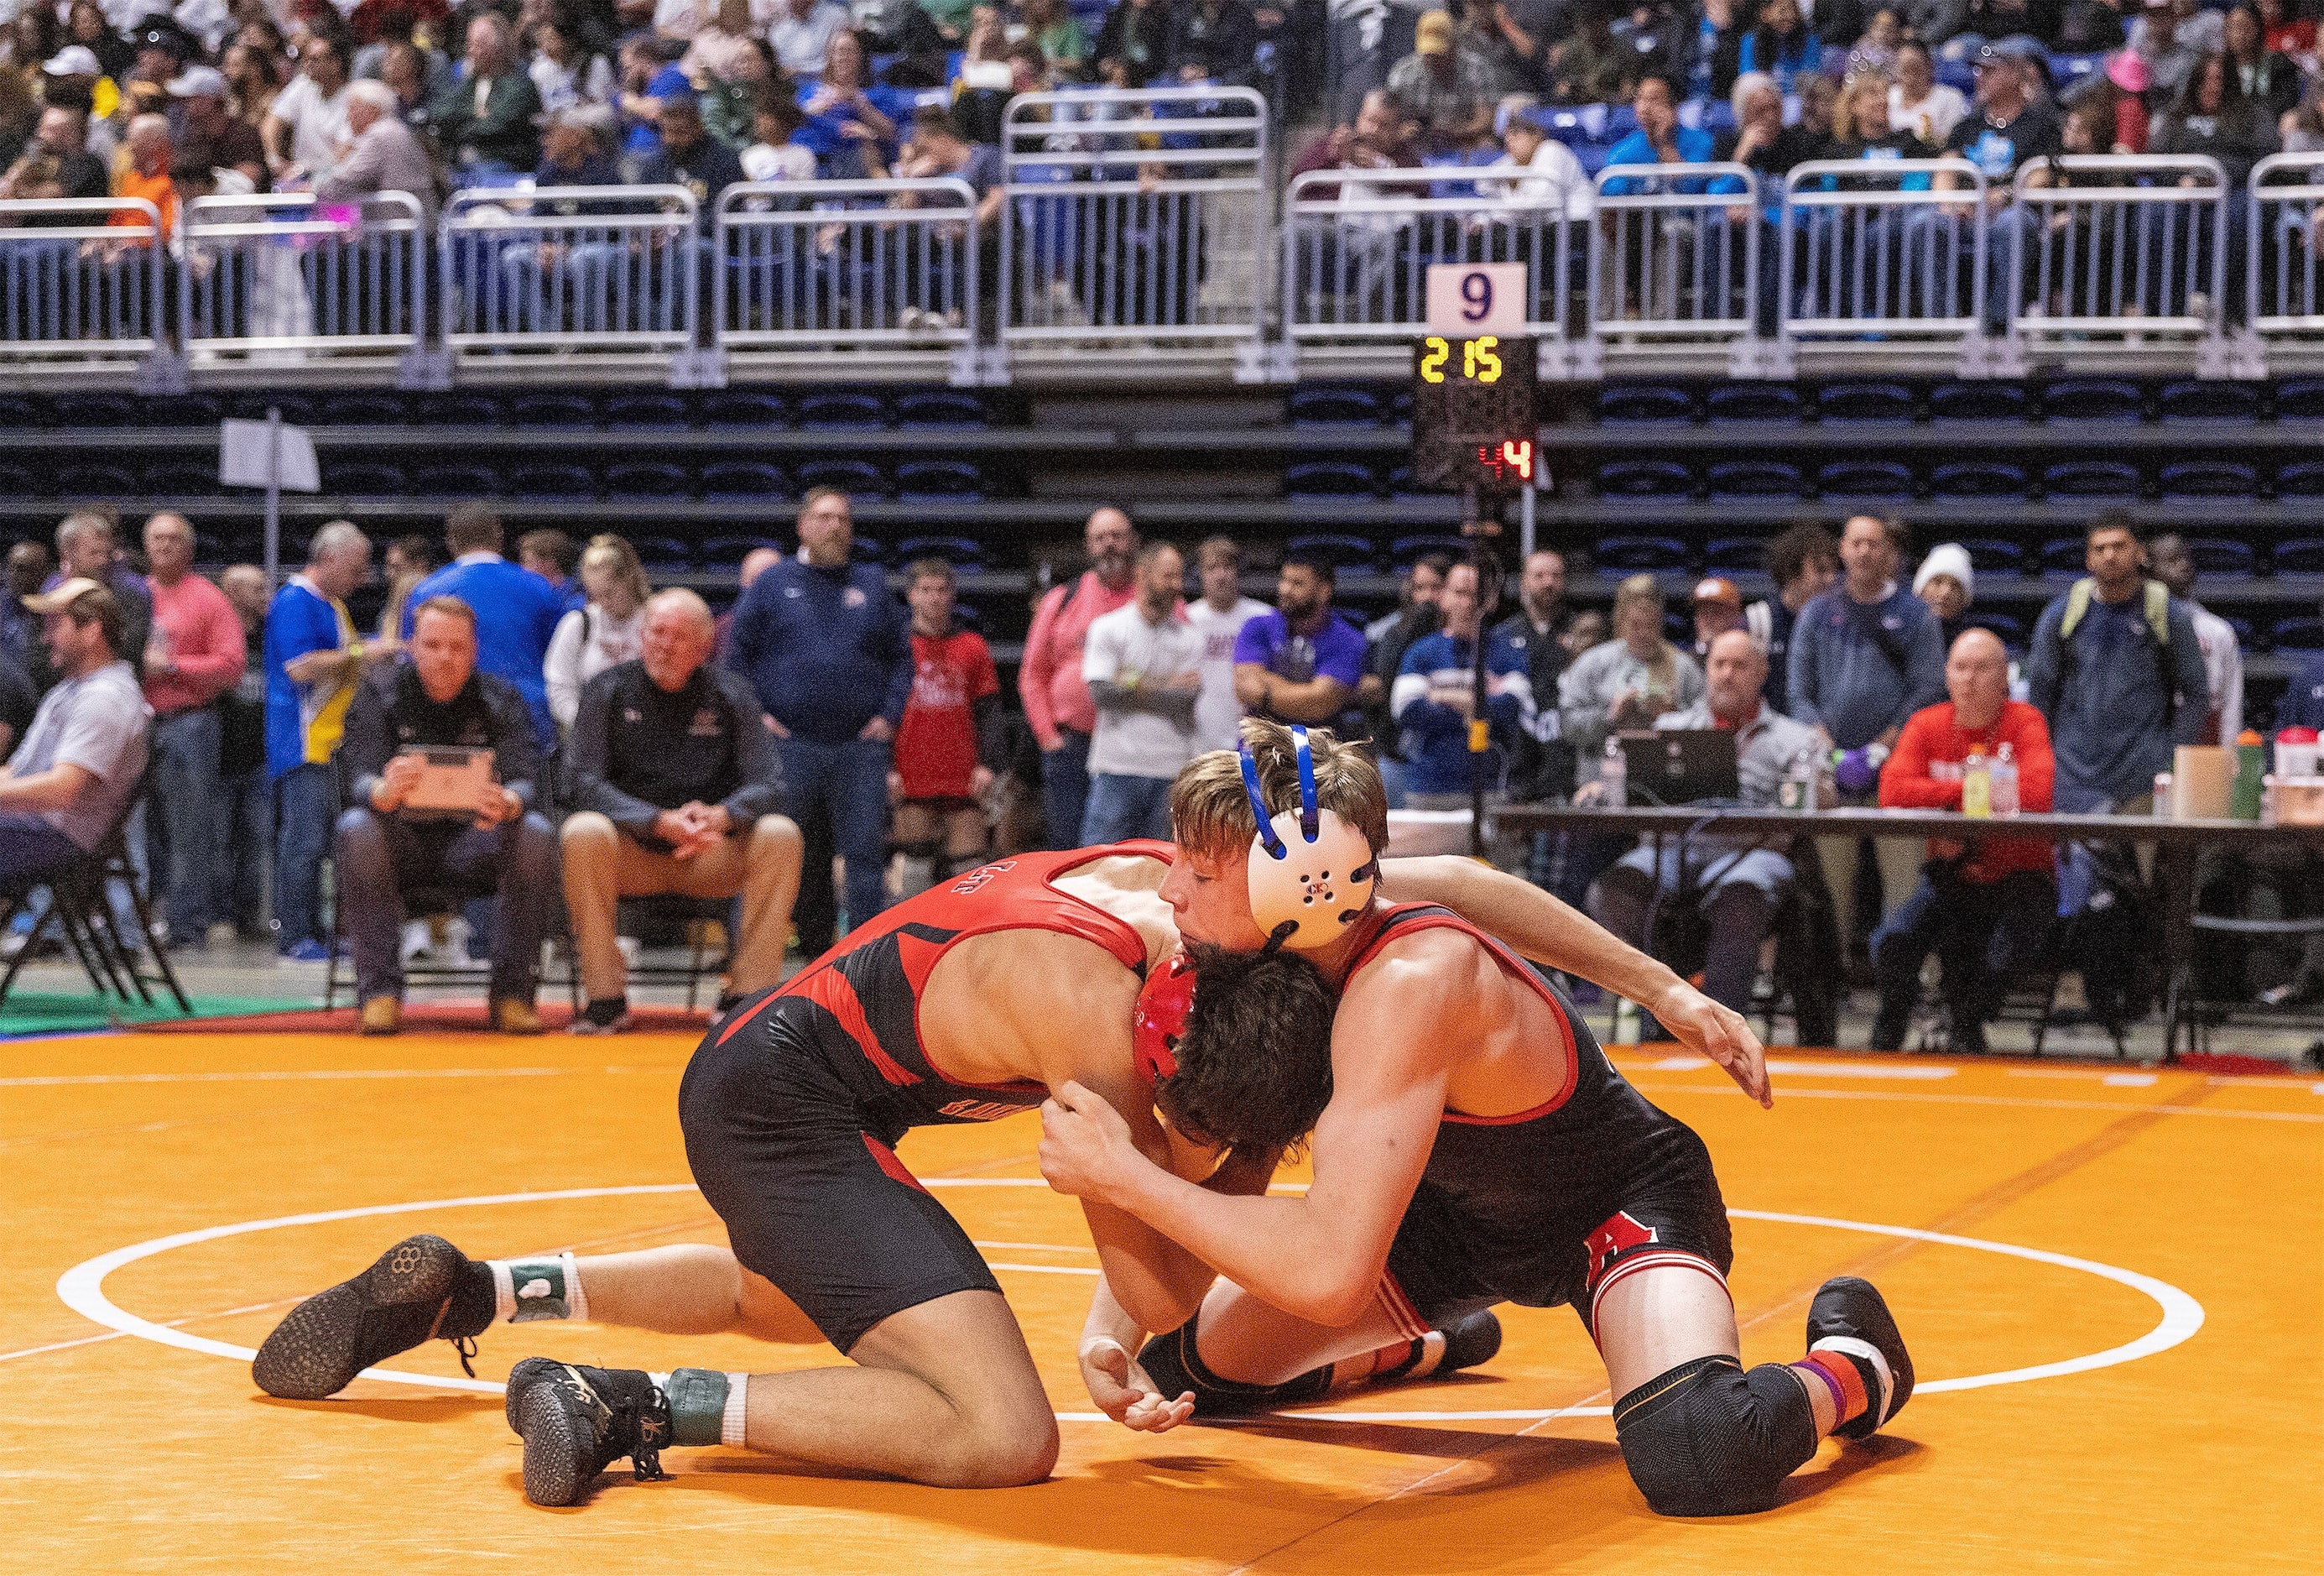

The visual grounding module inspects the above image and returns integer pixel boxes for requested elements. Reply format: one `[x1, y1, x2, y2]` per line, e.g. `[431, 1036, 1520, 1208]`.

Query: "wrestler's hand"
[1650, 979, 1773, 1109]
[1079, 1336, 1195, 1432]
[1040, 1080, 1139, 1203]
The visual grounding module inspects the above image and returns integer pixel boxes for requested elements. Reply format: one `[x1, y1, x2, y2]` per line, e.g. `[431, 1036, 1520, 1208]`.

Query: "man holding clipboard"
[336, 597, 555, 1036]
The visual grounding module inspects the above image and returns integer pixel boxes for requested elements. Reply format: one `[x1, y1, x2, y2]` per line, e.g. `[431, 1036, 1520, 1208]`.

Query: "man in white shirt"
[771, 0, 852, 74]
[2147, 533, 2243, 745]
[1079, 541, 1204, 843]
[265, 31, 353, 184]
[0, 580, 152, 886]
[1184, 535, 1268, 753]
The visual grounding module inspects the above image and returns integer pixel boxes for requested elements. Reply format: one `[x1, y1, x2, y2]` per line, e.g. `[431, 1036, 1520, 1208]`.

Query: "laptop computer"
[1618, 729, 1740, 806]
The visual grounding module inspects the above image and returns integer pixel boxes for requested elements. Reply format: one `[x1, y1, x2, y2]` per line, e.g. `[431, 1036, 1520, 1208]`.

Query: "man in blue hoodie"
[1391, 560, 1536, 804]
[728, 488, 911, 956]
[401, 504, 566, 750]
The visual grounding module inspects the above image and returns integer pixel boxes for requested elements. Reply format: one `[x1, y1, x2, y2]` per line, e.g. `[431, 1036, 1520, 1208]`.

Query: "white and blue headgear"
[1240, 726, 1378, 951]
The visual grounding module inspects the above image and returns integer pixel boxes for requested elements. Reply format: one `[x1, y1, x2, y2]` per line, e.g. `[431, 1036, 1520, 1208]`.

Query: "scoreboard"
[1410, 333, 1539, 493]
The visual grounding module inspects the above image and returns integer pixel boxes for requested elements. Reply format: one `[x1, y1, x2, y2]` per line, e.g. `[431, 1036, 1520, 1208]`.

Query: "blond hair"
[1170, 718, 1388, 864]
[580, 532, 650, 610]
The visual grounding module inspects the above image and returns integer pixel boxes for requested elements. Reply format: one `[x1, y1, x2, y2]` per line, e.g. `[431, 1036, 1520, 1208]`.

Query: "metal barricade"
[1779, 159, 1988, 368]
[1281, 166, 1581, 376]
[2248, 153, 2324, 364]
[440, 185, 701, 368]
[180, 192, 425, 368]
[2011, 154, 2228, 361]
[1000, 86, 1269, 378]
[1584, 163, 1760, 373]
[0, 198, 167, 370]
[713, 178, 979, 383]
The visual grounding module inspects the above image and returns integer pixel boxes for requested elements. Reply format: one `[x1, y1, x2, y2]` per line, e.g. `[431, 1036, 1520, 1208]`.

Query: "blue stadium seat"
[2049, 51, 2106, 89]
[2276, 462, 2324, 497]
[1930, 461, 2029, 497]
[2040, 537, 2095, 575]
[1959, 538, 2027, 574]
[894, 391, 990, 427]
[141, 460, 218, 496]
[2273, 616, 2324, 652]
[1390, 534, 1469, 564]
[700, 462, 791, 500]
[1595, 535, 1689, 570]
[2178, 538, 2255, 575]
[898, 535, 986, 566]
[507, 393, 599, 426]
[702, 392, 789, 427]
[412, 462, 503, 496]
[632, 535, 695, 574]
[2159, 461, 2257, 498]
[893, 460, 985, 499]
[1284, 534, 1379, 571]
[1928, 383, 2029, 421]
[0, 396, 42, 430]
[1285, 461, 1380, 497]
[318, 392, 409, 425]
[192, 530, 226, 563]
[1290, 387, 1384, 425]
[796, 457, 887, 496]
[1704, 536, 1764, 571]
[2274, 539, 2324, 573]
[700, 533, 773, 566]
[2041, 460, 2141, 498]
[1707, 459, 1804, 498]
[1816, 382, 1915, 421]
[798, 391, 888, 428]
[2278, 379, 2324, 421]
[56, 462, 137, 495]
[1967, 610, 2025, 648]
[326, 462, 410, 496]
[1816, 458, 1914, 499]
[1595, 384, 1694, 422]
[2159, 381, 2260, 422]
[2043, 378, 2144, 421]
[603, 462, 693, 498]
[424, 394, 508, 427]
[1596, 459, 1693, 496]
[52, 392, 141, 426]
[1706, 385, 1801, 422]
[604, 393, 692, 426]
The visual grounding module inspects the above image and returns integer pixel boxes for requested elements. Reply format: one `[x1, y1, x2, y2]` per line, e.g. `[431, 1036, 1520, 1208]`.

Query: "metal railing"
[1585, 163, 1760, 372]
[713, 178, 979, 381]
[440, 185, 701, 365]
[2011, 155, 2229, 354]
[1779, 159, 1988, 360]
[180, 191, 426, 366]
[999, 86, 1269, 374]
[2249, 153, 2324, 356]
[0, 197, 167, 367]
[1282, 167, 1581, 365]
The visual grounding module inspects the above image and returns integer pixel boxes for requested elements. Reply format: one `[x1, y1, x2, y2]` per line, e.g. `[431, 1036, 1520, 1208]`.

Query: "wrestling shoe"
[1438, 1309, 1503, 1375]
[513, 1362, 672, 1506]
[252, 1234, 495, 1400]
[1806, 1276, 1915, 1441]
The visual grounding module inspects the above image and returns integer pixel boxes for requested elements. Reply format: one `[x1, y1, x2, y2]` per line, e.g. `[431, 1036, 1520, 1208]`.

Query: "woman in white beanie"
[1913, 541, 1975, 653]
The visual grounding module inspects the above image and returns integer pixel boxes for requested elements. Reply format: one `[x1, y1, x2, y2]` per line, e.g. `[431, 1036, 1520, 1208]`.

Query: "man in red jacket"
[1870, 628, 2056, 1052]
[1018, 507, 1137, 848]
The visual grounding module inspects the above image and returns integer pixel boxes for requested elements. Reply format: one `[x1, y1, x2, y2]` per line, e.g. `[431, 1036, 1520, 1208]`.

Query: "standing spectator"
[2146, 532, 2243, 745]
[1689, 576, 1747, 662]
[401, 504, 567, 750]
[139, 511, 244, 947]
[377, 533, 434, 643]
[727, 488, 910, 955]
[263, 30, 352, 185]
[1081, 541, 1205, 843]
[891, 558, 1002, 890]
[1233, 548, 1368, 735]
[430, 13, 542, 180]
[1748, 521, 1837, 715]
[51, 512, 152, 677]
[1392, 559, 1534, 803]
[1788, 514, 1946, 780]
[1019, 506, 1137, 849]
[1493, 547, 1574, 803]
[545, 535, 651, 733]
[1185, 535, 1269, 754]
[314, 78, 437, 216]
[1558, 574, 1705, 756]
[216, 563, 269, 941]
[0, 582, 149, 888]
[0, 540, 53, 676]
[266, 522, 390, 961]
[563, 590, 803, 1031]
[336, 598, 555, 1036]
[1912, 541, 1977, 653]
[518, 527, 585, 614]
[1387, 8, 1495, 152]
[772, 0, 852, 74]
[714, 545, 783, 665]
[1870, 629, 2057, 1052]
[1363, 552, 1447, 803]
[1889, 39, 1969, 145]
[2026, 511, 2211, 811]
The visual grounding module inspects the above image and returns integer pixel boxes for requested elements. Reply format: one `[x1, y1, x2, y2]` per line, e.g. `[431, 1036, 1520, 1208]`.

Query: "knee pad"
[1135, 1316, 1331, 1418]
[1612, 1355, 1819, 1519]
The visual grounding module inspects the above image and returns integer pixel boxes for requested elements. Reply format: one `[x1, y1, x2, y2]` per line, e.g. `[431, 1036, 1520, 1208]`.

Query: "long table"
[1488, 803, 2324, 1059]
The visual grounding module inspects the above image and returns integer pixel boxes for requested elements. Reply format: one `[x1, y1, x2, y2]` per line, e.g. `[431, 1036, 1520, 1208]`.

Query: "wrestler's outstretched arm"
[1381, 854, 1772, 1109]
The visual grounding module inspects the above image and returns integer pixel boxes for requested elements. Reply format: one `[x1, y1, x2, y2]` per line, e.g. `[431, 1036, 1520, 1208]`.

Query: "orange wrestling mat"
[6, 1031, 2318, 1574]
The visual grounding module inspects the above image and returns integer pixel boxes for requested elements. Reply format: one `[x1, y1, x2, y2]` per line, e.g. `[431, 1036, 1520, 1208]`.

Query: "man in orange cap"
[1691, 576, 1745, 664]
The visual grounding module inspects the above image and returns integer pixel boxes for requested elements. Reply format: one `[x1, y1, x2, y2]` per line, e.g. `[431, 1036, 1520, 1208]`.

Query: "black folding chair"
[0, 772, 190, 1015]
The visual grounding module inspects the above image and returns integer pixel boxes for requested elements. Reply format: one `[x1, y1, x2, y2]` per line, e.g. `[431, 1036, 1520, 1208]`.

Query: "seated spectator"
[2149, 50, 2280, 184]
[378, 39, 433, 124]
[1288, 88, 1420, 194]
[889, 105, 1002, 227]
[1614, 0, 1692, 87]
[1847, 4, 1905, 77]
[1916, 46, 2063, 326]
[743, 90, 816, 180]
[2226, 3, 2301, 120]
[2133, 0, 2207, 101]
[1558, 572, 1705, 755]
[169, 64, 263, 188]
[1587, 629, 1818, 1028]
[2259, 0, 2315, 59]
[1691, 576, 1746, 661]
[1733, 0, 1822, 91]
[1547, 0, 1639, 105]
[0, 541, 51, 675]
[1913, 542, 1976, 652]
[850, 0, 951, 83]
[616, 33, 691, 159]
[2025, 510, 2209, 812]
[265, 31, 352, 186]
[527, 12, 617, 111]
[222, 41, 286, 138]
[1389, 8, 1497, 153]
[562, 589, 803, 1031]
[1093, 0, 1173, 86]
[0, 581, 149, 889]
[402, 504, 567, 750]
[1479, 99, 1592, 217]
[1890, 38, 1969, 145]
[892, 558, 1002, 889]
[1826, 72, 1937, 164]
[1166, 0, 1258, 84]
[60, 3, 128, 84]
[1024, 0, 1089, 78]
[1081, 541, 1204, 843]
[108, 112, 176, 237]
[1870, 629, 2056, 1052]
[430, 13, 542, 180]
[1391, 559, 1535, 804]
[1717, 70, 1821, 197]
[772, 0, 852, 74]
[795, 28, 899, 175]
[2146, 531, 2243, 745]
[2060, 0, 2129, 50]
[0, 107, 107, 204]
[637, 85, 746, 208]
[1601, 75, 1721, 192]
[532, 102, 623, 186]
[545, 534, 650, 732]
[315, 78, 436, 215]
[39, 45, 118, 164]
[336, 597, 555, 1036]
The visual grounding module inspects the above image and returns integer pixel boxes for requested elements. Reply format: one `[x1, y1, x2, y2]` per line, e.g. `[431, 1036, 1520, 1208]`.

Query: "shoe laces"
[615, 1382, 670, 1483]
[449, 1334, 478, 1379]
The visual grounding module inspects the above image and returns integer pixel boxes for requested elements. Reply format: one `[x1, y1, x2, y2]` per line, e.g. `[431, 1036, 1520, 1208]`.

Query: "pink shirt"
[1017, 570, 1135, 749]
[143, 571, 248, 716]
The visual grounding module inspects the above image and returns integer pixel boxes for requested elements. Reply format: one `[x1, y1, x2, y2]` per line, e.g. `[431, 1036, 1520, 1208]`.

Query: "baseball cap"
[1691, 577, 1743, 608]
[23, 577, 103, 613]
[167, 64, 228, 98]
[1415, 9, 1454, 54]
[42, 45, 103, 76]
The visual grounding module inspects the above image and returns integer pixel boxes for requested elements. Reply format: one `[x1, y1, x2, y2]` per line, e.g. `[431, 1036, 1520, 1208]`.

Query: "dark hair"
[2172, 49, 2240, 116]
[518, 527, 579, 577]
[444, 501, 502, 555]
[2086, 507, 2143, 545]
[169, 159, 215, 185]
[390, 533, 435, 572]
[913, 104, 967, 141]
[60, 585, 124, 655]
[1412, 551, 1455, 581]
[1879, 514, 1913, 557]
[1765, 521, 1839, 588]
[1634, 72, 1679, 103]
[1156, 942, 1337, 1157]
[1280, 549, 1338, 584]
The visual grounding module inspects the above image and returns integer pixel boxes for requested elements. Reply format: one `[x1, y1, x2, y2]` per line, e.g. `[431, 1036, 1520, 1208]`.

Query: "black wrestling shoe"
[513, 1363, 672, 1506]
[1438, 1310, 1503, 1375]
[1806, 1276, 1915, 1441]
[253, 1234, 494, 1400]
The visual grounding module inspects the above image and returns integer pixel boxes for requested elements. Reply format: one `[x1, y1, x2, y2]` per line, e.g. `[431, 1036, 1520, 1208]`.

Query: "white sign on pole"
[220, 418, 320, 493]
[1425, 262, 1527, 336]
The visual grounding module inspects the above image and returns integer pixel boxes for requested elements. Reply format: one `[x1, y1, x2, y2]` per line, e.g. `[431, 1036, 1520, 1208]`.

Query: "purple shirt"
[1232, 609, 1368, 728]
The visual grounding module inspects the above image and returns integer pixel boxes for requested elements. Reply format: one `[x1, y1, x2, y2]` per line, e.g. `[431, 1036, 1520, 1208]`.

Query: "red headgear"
[1131, 951, 1196, 1085]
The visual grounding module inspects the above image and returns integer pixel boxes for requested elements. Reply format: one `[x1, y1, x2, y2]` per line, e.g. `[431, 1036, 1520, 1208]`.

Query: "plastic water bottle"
[1779, 745, 1818, 811]
[1989, 743, 2019, 817]
[1602, 736, 1627, 808]
[1962, 748, 1992, 818]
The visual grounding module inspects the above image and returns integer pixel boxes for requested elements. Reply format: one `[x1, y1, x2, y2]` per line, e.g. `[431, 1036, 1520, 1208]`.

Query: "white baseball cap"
[43, 45, 104, 76]
[167, 64, 229, 97]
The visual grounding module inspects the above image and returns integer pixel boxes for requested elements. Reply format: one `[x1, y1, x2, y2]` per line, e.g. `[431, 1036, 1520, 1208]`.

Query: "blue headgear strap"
[1292, 727, 1321, 840]
[1240, 747, 1286, 858]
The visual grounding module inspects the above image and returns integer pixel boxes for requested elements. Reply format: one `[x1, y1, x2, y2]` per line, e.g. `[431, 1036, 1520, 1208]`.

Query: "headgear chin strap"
[1241, 727, 1378, 951]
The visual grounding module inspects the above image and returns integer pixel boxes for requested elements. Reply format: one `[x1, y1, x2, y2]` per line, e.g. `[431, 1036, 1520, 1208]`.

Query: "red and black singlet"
[714, 842, 1171, 1129]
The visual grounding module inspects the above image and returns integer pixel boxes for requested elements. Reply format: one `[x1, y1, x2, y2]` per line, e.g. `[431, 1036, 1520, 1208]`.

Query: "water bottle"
[1962, 748, 1991, 819]
[2232, 728, 2267, 822]
[1779, 745, 1818, 811]
[1989, 743, 2019, 817]
[1602, 736, 1627, 808]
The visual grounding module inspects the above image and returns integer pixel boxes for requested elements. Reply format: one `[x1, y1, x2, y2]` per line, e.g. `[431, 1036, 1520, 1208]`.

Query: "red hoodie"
[1878, 699, 2056, 882]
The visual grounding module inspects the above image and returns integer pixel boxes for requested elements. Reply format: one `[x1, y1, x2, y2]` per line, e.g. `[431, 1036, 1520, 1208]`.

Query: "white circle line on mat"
[55, 1188, 2203, 1417]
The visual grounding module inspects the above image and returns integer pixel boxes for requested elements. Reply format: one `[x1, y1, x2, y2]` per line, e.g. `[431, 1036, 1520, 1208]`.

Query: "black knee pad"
[1136, 1316, 1331, 1418]
[1612, 1355, 1819, 1518]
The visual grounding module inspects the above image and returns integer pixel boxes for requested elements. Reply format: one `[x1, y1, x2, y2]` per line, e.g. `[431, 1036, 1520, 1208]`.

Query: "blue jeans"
[1904, 198, 2035, 332]
[776, 733, 893, 958]
[1041, 728, 1092, 851]
[1081, 772, 1175, 845]
[274, 763, 336, 949]
[151, 707, 225, 937]
[0, 810, 84, 889]
[335, 805, 555, 1003]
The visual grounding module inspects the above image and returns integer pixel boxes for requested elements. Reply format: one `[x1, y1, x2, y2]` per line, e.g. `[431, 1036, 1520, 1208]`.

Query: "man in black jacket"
[562, 590, 803, 1034]
[1492, 547, 1575, 803]
[336, 597, 555, 1036]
